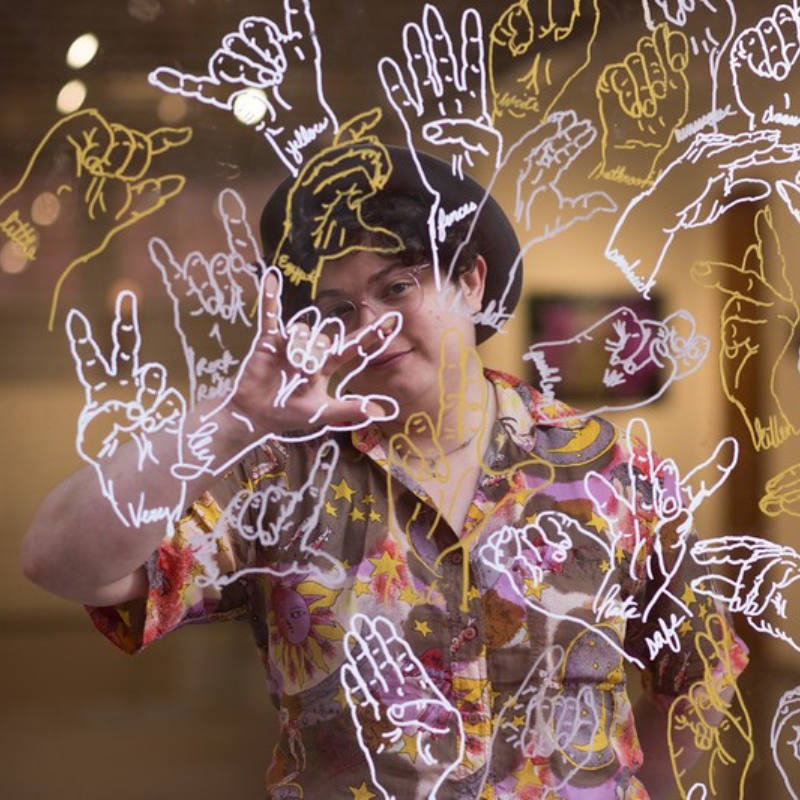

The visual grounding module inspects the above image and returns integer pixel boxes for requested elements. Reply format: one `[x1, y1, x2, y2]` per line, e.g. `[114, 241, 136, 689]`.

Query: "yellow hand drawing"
[488, 0, 600, 124]
[692, 205, 800, 452]
[593, 23, 689, 187]
[272, 108, 404, 301]
[0, 109, 191, 329]
[761, 462, 800, 518]
[668, 614, 753, 799]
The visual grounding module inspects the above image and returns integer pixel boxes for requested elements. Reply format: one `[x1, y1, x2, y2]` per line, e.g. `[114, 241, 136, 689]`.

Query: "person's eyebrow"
[314, 261, 412, 300]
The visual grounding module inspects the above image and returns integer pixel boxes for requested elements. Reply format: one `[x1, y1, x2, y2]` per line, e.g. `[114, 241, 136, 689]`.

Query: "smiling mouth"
[370, 349, 411, 368]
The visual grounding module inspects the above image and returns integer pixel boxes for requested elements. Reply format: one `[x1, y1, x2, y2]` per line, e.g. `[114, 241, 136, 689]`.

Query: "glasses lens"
[377, 270, 422, 311]
[317, 300, 358, 330]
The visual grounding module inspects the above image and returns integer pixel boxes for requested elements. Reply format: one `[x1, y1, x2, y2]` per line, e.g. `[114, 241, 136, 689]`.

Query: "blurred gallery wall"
[1, 1, 800, 797]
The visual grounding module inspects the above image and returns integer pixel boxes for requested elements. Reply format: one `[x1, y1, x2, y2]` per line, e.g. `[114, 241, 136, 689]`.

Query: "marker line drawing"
[730, 5, 800, 133]
[524, 305, 708, 417]
[150, 188, 262, 406]
[691, 205, 800, 452]
[66, 290, 187, 531]
[771, 685, 800, 800]
[488, 0, 600, 125]
[668, 614, 753, 799]
[341, 614, 466, 800]
[0, 109, 190, 329]
[691, 535, 800, 655]
[149, 0, 338, 175]
[592, 23, 689, 187]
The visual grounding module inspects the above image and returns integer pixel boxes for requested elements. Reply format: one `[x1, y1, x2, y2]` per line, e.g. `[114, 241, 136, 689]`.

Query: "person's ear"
[459, 255, 487, 313]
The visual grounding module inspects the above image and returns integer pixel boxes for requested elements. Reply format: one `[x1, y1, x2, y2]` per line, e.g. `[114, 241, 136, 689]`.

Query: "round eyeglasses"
[304, 263, 432, 334]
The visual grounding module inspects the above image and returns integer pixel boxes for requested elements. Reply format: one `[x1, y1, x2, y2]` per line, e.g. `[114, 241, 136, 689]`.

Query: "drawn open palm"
[341, 614, 464, 799]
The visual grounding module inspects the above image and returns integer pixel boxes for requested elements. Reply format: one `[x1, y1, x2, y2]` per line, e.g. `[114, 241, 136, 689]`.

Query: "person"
[22, 139, 748, 799]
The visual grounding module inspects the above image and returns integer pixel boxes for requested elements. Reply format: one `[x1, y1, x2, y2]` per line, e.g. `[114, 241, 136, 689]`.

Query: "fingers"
[149, 67, 232, 111]
[258, 267, 286, 350]
[147, 126, 193, 156]
[422, 4, 457, 98]
[281, 0, 315, 42]
[460, 8, 486, 101]
[681, 436, 738, 512]
[377, 55, 421, 123]
[109, 291, 141, 389]
[219, 188, 262, 271]
[66, 308, 110, 400]
[690, 259, 770, 300]
[335, 311, 402, 382]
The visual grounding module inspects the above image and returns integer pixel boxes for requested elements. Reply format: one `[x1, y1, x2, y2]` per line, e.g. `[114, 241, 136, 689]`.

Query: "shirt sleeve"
[85, 461, 258, 655]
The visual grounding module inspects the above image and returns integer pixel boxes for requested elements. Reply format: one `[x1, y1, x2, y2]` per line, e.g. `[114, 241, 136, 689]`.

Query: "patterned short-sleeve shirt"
[89, 370, 748, 799]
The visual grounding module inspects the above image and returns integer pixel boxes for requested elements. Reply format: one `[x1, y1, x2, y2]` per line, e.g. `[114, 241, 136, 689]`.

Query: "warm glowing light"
[0, 242, 30, 275]
[66, 33, 99, 69]
[232, 89, 268, 126]
[56, 79, 87, 114]
[31, 193, 61, 226]
[157, 93, 188, 124]
[106, 278, 144, 312]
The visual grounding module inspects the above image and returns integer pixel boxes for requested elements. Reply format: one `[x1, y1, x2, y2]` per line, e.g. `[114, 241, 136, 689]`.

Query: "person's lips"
[369, 348, 411, 369]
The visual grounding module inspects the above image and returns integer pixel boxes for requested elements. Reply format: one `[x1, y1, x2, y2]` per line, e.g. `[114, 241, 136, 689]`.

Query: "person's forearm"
[21, 398, 257, 606]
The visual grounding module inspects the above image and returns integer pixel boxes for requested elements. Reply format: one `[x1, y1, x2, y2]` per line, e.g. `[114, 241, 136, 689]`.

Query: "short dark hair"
[270, 190, 479, 320]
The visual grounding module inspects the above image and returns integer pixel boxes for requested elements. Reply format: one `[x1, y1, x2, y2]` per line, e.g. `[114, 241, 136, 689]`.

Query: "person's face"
[315, 249, 487, 418]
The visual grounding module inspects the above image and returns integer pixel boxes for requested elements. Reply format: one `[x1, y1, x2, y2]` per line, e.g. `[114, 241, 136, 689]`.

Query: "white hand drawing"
[149, 0, 337, 174]
[771, 685, 800, 800]
[691, 535, 800, 654]
[731, 5, 800, 132]
[606, 130, 800, 295]
[175, 268, 401, 480]
[341, 614, 465, 800]
[523, 306, 708, 415]
[194, 439, 345, 588]
[505, 110, 617, 247]
[150, 188, 260, 406]
[586, 418, 738, 626]
[379, 3, 501, 184]
[478, 510, 646, 667]
[66, 291, 187, 530]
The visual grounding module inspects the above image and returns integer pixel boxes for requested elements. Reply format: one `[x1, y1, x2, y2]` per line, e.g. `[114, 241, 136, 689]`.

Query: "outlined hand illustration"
[379, 3, 501, 184]
[341, 614, 465, 800]
[488, 0, 600, 124]
[493, 646, 602, 790]
[593, 23, 689, 186]
[150, 188, 261, 406]
[642, 0, 736, 132]
[478, 508, 651, 668]
[0, 109, 190, 329]
[691, 535, 800, 654]
[149, 0, 337, 175]
[66, 290, 187, 531]
[523, 305, 708, 415]
[668, 614, 754, 799]
[730, 4, 800, 133]
[194, 439, 346, 588]
[691, 205, 800, 452]
[272, 109, 406, 299]
[503, 110, 617, 247]
[176, 267, 401, 480]
[605, 129, 800, 295]
[387, 328, 488, 489]
[771, 685, 800, 800]
[585, 417, 737, 628]
[761, 462, 800, 518]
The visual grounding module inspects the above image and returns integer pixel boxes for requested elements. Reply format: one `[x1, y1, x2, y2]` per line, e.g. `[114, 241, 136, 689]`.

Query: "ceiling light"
[56, 80, 87, 114]
[232, 89, 268, 126]
[66, 33, 99, 69]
